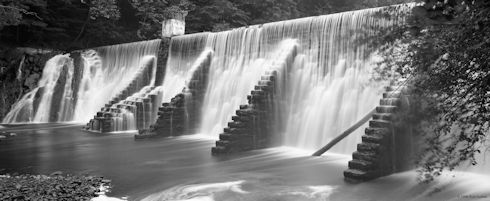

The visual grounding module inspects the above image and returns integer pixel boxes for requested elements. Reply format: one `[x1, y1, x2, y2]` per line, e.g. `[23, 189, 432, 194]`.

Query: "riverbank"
[0, 173, 110, 200]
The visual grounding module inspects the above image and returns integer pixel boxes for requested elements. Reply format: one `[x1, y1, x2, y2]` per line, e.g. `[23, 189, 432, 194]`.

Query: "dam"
[1, 3, 489, 201]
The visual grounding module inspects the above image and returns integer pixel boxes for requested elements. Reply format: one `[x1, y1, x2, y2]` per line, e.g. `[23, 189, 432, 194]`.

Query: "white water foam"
[3, 40, 161, 124]
[164, 4, 411, 154]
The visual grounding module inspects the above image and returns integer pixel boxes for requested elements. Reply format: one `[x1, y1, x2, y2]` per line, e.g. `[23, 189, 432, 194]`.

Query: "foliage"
[0, 0, 125, 49]
[186, 0, 248, 32]
[0, 0, 416, 49]
[375, 0, 490, 182]
[87, 0, 120, 20]
[239, 0, 299, 24]
[0, 0, 46, 30]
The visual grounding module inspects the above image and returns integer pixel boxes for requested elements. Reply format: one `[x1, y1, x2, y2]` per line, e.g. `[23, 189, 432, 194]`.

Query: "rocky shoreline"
[0, 173, 111, 201]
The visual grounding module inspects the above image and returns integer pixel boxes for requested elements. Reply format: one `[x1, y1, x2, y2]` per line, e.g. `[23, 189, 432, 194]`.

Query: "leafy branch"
[0, 5, 42, 21]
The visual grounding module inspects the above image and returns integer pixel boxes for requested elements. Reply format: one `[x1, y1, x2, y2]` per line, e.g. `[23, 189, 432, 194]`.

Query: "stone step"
[157, 111, 173, 116]
[159, 106, 174, 112]
[362, 134, 386, 144]
[261, 75, 273, 81]
[369, 120, 392, 128]
[376, 106, 397, 113]
[258, 80, 273, 86]
[365, 127, 390, 136]
[251, 90, 266, 96]
[372, 113, 393, 121]
[236, 109, 258, 117]
[348, 159, 375, 171]
[385, 85, 406, 91]
[357, 142, 382, 153]
[353, 151, 378, 162]
[219, 133, 254, 141]
[232, 115, 253, 122]
[255, 85, 272, 91]
[211, 146, 229, 154]
[383, 91, 401, 98]
[224, 127, 249, 135]
[343, 169, 374, 181]
[216, 140, 231, 147]
[96, 112, 104, 117]
[380, 98, 401, 106]
[248, 97, 267, 104]
[228, 122, 249, 129]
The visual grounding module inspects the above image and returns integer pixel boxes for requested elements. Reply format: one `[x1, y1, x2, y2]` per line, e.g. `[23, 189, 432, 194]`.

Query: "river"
[1, 124, 489, 201]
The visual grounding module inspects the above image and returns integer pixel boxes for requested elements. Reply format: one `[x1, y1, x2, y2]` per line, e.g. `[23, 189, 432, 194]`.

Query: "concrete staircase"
[343, 86, 408, 182]
[211, 71, 279, 154]
[84, 87, 162, 133]
[135, 51, 212, 139]
[84, 59, 155, 133]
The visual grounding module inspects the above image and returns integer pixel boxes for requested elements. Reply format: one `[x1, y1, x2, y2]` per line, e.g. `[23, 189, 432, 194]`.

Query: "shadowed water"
[1, 125, 489, 201]
[0, 124, 348, 199]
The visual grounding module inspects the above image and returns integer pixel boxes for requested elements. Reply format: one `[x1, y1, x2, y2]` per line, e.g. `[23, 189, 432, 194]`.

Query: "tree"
[234, 0, 299, 24]
[0, 0, 46, 30]
[0, 0, 126, 49]
[375, 0, 490, 182]
[185, 0, 248, 33]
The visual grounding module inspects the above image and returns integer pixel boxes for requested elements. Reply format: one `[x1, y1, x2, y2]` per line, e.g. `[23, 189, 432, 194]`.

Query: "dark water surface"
[0, 124, 350, 200]
[2, 124, 489, 201]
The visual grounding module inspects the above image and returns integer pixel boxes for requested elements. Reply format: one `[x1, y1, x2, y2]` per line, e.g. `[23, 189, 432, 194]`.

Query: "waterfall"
[162, 33, 210, 102]
[2, 39, 161, 124]
[73, 40, 161, 122]
[3, 54, 73, 123]
[163, 4, 411, 154]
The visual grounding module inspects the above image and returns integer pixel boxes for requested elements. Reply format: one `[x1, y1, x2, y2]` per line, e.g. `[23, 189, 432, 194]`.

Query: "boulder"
[50, 171, 63, 176]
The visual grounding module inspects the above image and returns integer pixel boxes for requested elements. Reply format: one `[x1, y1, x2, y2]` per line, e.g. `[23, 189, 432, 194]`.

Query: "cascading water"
[2, 55, 73, 123]
[74, 40, 161, 122]
[106, 86, 164, 132]
[163, 33, 210, 102]
[163, 5, 411, 154]
[2, 40, 161, 124]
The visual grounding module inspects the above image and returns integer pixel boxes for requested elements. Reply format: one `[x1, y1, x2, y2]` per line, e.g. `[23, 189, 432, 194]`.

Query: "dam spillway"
[3, 3, 490, 199]
[2, 4, 412, 155]
[162, 4, 411, 154]
[2, 40, 161, 125]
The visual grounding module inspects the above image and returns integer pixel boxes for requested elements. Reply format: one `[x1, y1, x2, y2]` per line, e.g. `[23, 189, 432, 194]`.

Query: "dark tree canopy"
[375, 0, 490, 182]
[0, 0, 414, 50]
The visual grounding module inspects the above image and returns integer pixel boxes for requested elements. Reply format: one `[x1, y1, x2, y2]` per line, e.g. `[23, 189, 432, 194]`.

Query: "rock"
[101, 179, 111, 183]
[24, 73, 40, 90]
[9, 133, 16, 137]
[0, 135, 6, 140]
[50, 171, 63, 176]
